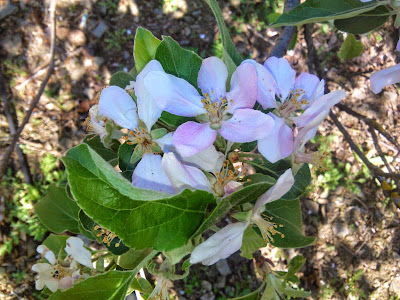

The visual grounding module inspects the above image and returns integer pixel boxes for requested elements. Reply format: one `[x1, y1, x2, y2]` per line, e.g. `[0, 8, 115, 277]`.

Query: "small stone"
[0, 3, 18, 20]
[56, 27, 69, 40]
[200, 292, 215, 300]
[390, 277, 400, 295]
[2, 34, 23, 56]
[215, 276, 226, 289]
[83, 87, 95, 100]
[201, 280, 212, 291]
[62, 100, 76, 112]
[332, 222, 350, 238]
[383, 91, 397, 105]
[93, 56, 105, 70]
[45, 103, 56, 111]
[44, 142, 52, 151]
[123, 50, 131, 60]
[92, 20, 108, 38]
[304, 200, 319, 215]
[216, 259, 231, 276]
[68, 30, 86, 47]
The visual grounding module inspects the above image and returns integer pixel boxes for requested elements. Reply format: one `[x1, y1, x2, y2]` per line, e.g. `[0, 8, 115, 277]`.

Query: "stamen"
[252, 213, 285, 243]
[295, 151, 329, 171]
[94, 225, 121, 247]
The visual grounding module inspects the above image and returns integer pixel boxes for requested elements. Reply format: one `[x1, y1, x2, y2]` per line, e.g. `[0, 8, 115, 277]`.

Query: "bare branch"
[268, 0, 300, 58]
[0, 66, 32, 184]
[0, 0, 57, 181]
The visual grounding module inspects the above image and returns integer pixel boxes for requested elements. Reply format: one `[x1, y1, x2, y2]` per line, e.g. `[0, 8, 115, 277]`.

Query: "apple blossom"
[65, 237, 93, 269]
[143, 57, 274, 157]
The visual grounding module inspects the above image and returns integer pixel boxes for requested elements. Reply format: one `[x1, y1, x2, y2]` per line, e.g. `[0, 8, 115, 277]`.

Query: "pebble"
[215, 276, 226, 288]
[200, 292, 215, 300]
[62, 100, 76, 112]
[332, 222, 350, 238]
[0, 3, 18, 20]
[45, 103, 56, 111]
[304, 200, 319, 215]
[68, 29, 86, 47]
[390, 277, 400, 295]
[56, 27, 69, 40]
[216, 259, 231, 276]
[92, 20, 108, 38]
[201, 280, 212, 291]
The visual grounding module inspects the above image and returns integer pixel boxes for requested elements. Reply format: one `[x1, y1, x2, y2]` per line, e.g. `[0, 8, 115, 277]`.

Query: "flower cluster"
[32, 237, 93, 292]
[87, 56, 344, 199]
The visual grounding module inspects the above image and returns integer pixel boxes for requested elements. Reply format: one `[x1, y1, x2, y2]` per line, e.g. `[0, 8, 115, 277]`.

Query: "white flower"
[85, 105, 108, 140]
[32, 263, 75, 292]
[65, 237, 93, 269]
[190, 169, 295, 265]
[37, 245, 56, 265]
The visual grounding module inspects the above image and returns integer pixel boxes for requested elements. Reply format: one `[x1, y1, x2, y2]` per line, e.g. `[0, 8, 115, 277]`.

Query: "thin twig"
[268, 0, 300, 58]
[0, 66, 33, 184]
[0, 0, 57, 181]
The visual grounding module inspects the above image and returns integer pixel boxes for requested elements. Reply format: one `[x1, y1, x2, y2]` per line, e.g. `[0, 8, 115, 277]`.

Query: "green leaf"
[334, 6, 390, 34]
[204, 0, 243, 66]
[109, 71, 135, 89]
[79, 210, 130, 255]
[116, 248, 157, 270]
[240, 227, 266, 259]
[272, 0, 381, 27]
[155, 36, 202, 88]
[337, 34, 364, 61]
[49, 271, 134, 300]
[118, 142, 137, 179]
[83, 136, 119, 167]
[35, 185, 80, 234]
[264, 198, 315, 248]
[134, 27, 161, 73]
[164, 240, 194, 265]
[42, 234, 68, 257]
[159, 111, 194, 130]
[62, 143, 215, 251]
[240, 153, 291, 177]
[129, 278, 153, 295]
[280, 164, 311, 200]
[243, 174, 276, 188]
[285, 255, 306, 282]
[230, 289, 260, 300]
[191, 182, 271, 238]
[239, 141, 257, 153]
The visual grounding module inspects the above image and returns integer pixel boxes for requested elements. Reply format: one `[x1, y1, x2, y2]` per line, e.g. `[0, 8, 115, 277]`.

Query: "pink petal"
[99, 86, 139, 130]
[132, 153, 175, 194]
[254, 169, 294, 211]
[293, 90, 345, 128]
[144, 71, 206, 117]
[264, 57, 296, 101]
[370, 64, 400, 94]
[226, 62, 258, 112]
[219, 109, 274, 143]
[173, 121, 217, 157]
[198, 57, 228, 101]
[241, 59, 278, 109]
[258, 114, 294, 163]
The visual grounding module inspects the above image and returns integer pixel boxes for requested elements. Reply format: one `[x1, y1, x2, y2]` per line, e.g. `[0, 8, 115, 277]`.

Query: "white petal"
[35, 279, 46, 290]
[46, 279, 60, 293]
[65, 237, 93, 269]
[135, 60, 164, 132]
[181, 145, 225, 173]
[132, 153, 176, 194]
[264, 57, 296, 101]
[99, 86, 139, 130]
[144, 71, 206, 117]
[37, 245, 56, 265]
[154, 132, 175, 153]
[253, 169, 294, 212]
[190, 222, 248, 265]
[162, 153, 212, 193]
[32, 263, 52, 273]
[370, 64, 400, 94]
[198, 57, 228, 101]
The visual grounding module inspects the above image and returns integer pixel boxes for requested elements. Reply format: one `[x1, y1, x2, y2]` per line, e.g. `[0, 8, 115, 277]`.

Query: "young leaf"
[272, 0, 381, 27]
[83, 136, 119, 167]
[240, 227, 266, 259]
[204, 0, 243, 66]
[49, 271, 135, 300]
[62, 143, 216, 251]
[337, 34, 364, 61]
[35, 185, 80, 234]
[134, 27, 161, 73]
[264, 198, 316, 248]
[155, 36, 202, 88]
[334, 6, 389, 34]
[116, 248, 157, 270]
[109, 71, 135, 89]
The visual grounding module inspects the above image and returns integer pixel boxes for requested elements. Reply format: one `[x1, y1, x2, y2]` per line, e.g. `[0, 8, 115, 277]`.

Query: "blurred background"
[1, 0, 400, 299]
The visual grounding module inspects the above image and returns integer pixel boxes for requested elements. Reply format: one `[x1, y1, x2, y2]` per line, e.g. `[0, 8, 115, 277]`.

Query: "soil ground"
[1, 1, 400, 299]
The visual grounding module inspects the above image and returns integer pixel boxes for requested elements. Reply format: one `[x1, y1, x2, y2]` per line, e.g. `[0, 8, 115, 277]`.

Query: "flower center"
[251, 212, 284, 243]
[126, 128, 156, 153]
[278, 89, 309, 119]
[294, 151, 328, 171]
[213, 160, 238, 197]
[201, 91, 230, 129]
[50, 265, 68, 281]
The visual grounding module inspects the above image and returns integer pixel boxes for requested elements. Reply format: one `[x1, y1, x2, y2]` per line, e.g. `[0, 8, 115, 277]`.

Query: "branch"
[0, 66, 32, 184]
[0, 0, 57, 181]
[268, 0, 300, 58]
